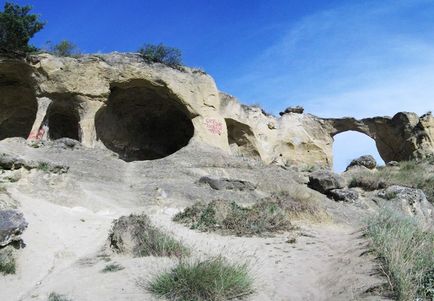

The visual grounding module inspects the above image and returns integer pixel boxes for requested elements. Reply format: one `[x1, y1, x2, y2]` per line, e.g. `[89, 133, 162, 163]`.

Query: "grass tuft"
[147, 257, 253, 301]
[101, 263, 124, 273]
[365, 208, 434, 300]
[0, 247, 16, 275]
[48, 292, 72, 301]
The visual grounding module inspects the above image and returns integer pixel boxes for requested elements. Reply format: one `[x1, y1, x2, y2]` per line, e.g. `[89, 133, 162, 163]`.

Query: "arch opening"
[46, 100, 81, 141]
[225, 118, 260, 158]
[332, 131, 384, 172]
[95, 85, 194, 162]
[0, 68, 37, 140]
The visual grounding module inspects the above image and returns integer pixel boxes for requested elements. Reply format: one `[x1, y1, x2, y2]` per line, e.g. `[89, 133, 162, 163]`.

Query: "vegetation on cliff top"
[0, 2, 45, 55]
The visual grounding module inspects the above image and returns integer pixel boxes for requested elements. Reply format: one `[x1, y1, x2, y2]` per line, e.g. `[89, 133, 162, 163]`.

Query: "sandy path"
[1, 195, 389, 301]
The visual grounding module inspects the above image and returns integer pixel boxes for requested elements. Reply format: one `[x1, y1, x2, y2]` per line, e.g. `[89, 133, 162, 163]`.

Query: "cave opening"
[46, 100, 81, 141]
[0, 71, 37, 140]
[225, 118, 260, 158]
[95, 84, 194, 161]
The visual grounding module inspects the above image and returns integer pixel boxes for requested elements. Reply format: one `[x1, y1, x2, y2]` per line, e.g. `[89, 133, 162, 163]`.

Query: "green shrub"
[365, 208, 434, 300]
[0, 2, 45, 55]
[48, 292, 72, 301]
[147, 257, 253, 301]
[174, 199, 294, 236]
[50, 40, 79, 57]
[138, 43, 182, 67]
[0, 247, 15, 275]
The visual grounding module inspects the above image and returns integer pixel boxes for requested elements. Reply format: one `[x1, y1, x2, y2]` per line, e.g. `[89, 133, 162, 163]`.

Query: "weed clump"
[0, 247, 15, 275]
[365, 209, 434, 300]
[147, 257, 253, 301]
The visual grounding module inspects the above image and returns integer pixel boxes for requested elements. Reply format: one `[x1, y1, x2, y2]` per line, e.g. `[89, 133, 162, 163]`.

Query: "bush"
[147, 257, 253, 301]
[50, 40, 79, 57]
[138, 43, 182, 67]
[0, 247, 15, 275]
[174, 199, 294, 236]
[0, 2, 45, 55]
[365, 208, 434, 300]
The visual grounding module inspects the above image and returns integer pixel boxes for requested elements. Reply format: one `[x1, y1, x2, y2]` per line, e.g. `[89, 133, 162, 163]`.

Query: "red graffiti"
[205, 118, 223, 135]
[28, 127, 46, 140]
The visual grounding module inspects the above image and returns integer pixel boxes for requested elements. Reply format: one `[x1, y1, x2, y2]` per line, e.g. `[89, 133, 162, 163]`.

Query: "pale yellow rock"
[0, 53, 433, 166]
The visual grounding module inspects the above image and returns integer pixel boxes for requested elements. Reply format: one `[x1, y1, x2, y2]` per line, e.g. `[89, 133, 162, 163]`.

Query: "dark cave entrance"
[0, 72, 37, 140]
[46, 100, 81, 141]
[95, 84, 194, 161]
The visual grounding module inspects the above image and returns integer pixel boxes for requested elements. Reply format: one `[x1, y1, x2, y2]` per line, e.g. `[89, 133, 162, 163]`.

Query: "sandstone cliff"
[0, 53, 433, 166]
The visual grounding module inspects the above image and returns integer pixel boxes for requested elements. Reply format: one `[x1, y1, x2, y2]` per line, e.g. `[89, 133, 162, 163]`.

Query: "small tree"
[0, 2, 45, 55]
[51, 40, 78, 57]
[138, 43, 183, 67]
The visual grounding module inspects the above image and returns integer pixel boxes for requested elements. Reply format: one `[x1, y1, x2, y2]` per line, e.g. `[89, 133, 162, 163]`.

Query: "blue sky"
[3, 0, 433, 171]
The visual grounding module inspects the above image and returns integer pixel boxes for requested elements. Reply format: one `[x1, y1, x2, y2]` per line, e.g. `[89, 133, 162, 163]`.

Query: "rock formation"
[0, 53, 433, 167]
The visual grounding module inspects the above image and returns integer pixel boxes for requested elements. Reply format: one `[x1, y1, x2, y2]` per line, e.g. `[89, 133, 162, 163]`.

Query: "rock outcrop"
[0, 210, 28, 247]
[1, 53, 433, 167]
[346, 155, 377, 171]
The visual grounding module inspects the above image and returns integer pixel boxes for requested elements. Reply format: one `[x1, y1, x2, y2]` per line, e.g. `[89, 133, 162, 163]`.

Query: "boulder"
[378, 185, 434, 225]
[307, 171, 345, 194]
[198, 176, 256, 191]
[0, 210, 28, 247]
[346, 155, 377, 171]
[279, 106, 304, 116]
[329, 189, 359, 202]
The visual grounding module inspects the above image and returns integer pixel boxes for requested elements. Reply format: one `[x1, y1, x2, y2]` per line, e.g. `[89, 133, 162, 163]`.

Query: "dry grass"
[174, 199, 294, 236]
[365, 208, 434, 300]
[174, 190, 325, 236]
[146, 257, 253, 301]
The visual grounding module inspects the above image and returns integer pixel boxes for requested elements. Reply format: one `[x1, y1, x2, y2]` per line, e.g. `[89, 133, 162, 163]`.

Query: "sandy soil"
[0, 140, 390, 301]
[1, 192, 388, 301]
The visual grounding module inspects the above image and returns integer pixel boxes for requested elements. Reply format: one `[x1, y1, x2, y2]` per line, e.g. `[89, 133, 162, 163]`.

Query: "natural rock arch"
[45, 98, 81, 141]
[332, 131, 383, 171]
[95, 82, 194, 161]
[0, 62, 37, 140]
[225, 118, 260, 158]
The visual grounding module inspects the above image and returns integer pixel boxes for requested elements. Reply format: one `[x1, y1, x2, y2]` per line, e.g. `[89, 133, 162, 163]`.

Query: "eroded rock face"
[0, 54, 432, 166]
